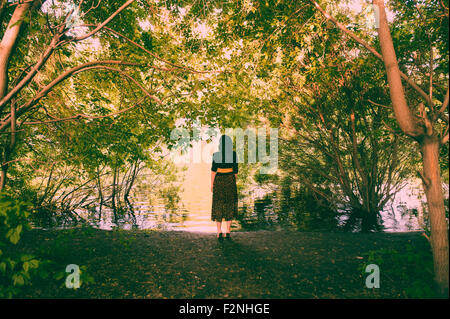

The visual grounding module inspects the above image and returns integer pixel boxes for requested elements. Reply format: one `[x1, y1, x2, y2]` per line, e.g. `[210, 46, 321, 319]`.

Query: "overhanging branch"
[309, 0, 434, 108]
[20, 95, 148, 126]
[0, 60, 142, 132]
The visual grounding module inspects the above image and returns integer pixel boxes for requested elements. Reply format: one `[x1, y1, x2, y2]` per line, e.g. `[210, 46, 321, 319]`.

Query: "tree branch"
[1, 157, 47, 169]
[414, 2, 434, 105]
[68, 0, 136, 43]
[417, 170, 431, 188]
[419, 102, 433, 136]
[368, 99, 390, 109]
[75, 24, 220, 74]
[0, 0, 137, 112]
[350, 111, 369, 189]
[441, 126, 449, 144]
[372, 0, 424, 138]
[310, 0, 434, 108]
[0, 27, 63, 112]
[0, 0, 34, 98]
[0, 60, 141, 132]
[438, 86, 449, 115]
[72, 65, 161, 104]
[20, 95, 148, 126]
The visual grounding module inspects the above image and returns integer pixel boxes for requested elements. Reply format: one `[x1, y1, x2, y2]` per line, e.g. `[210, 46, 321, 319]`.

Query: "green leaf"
[20, 254, 34, 262]
[7, 259, 16, 271]
[28, 259, 39, 269]
[0, 262, 6, 274]
[54, 271, 65, 280]
[8, 225, 22, 245]
[39, 270, 49, 279]
[12, 274, 25, 286]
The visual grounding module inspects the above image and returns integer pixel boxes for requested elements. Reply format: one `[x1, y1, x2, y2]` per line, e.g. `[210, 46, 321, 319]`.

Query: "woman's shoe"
[217, 233, 224, 241]
[224, 233, 231, 240]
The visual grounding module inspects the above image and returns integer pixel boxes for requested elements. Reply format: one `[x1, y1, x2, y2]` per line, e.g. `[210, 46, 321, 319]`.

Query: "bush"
[360, 244, 437, 298]
[0, 192, 43, 298]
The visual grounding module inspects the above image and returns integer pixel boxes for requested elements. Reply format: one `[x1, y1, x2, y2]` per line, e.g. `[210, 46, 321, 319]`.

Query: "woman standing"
[211, 135, 238, 241]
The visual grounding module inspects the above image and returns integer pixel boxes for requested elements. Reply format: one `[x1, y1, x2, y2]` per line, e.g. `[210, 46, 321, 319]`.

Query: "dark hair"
[219, 134, 232, 151]
[218, 134, 233, 163]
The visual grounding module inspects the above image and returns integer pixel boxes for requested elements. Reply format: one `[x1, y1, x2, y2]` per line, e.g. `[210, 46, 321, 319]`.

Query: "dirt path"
[16, 229, 433, 298]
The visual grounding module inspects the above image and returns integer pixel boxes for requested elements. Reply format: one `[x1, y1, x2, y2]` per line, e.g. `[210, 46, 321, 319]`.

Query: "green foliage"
[0, 192, 43, 298]
[289, 188, 339, 232]
[0, 193, 95, 296]
[54, 264, 95, 289]
[277, 56, 416, 231]
[109, 228, 139, 251]
[360, 244, 437, 298]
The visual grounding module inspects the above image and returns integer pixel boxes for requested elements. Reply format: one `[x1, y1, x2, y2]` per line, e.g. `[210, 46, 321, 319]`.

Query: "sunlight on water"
[45, 163, 430, 233]
[170, 139, 220, 232]
[173, 162, 217, 233]
[32, 138, 440, 233]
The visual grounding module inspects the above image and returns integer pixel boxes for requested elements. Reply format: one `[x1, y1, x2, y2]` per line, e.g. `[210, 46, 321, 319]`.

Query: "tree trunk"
[373, 0, 449, 296]
[0, 1, 32, 99]
[0, 0, 8, 29]
[0, 100, 16, 192]
[112, 166, 117, 221]
[421, 136, 449, 297]
[0, 1, 34, 191]
[96, 166, 104, 221]
[0, 165, 7, 190]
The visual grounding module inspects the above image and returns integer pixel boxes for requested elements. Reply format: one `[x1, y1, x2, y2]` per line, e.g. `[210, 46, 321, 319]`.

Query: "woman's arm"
[211, 171, 216, 192]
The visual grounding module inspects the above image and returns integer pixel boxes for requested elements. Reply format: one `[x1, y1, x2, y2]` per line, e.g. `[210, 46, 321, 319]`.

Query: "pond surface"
[34, 162, 428, 233]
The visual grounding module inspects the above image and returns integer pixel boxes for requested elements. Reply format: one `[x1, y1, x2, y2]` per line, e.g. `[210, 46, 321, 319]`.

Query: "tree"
[208, 0, 448, 294]
[280, 59, 414, 232]
[310, 0, 448, 296]
[0, 0, 218, 192]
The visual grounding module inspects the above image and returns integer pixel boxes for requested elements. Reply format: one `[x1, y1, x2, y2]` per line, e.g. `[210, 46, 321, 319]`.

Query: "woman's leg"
[216, 221, 222, 237]
[225, 220, 232, 234]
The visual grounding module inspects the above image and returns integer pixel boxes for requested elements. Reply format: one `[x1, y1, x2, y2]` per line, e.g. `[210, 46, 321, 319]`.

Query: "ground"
[14, 228, 434, 298]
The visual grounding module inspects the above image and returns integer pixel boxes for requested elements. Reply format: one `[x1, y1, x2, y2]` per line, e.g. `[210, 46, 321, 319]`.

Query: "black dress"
[211, 151, 238, 222]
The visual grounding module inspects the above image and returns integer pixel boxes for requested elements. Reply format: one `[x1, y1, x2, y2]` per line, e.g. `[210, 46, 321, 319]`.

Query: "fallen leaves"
[14, 229, 430, 298]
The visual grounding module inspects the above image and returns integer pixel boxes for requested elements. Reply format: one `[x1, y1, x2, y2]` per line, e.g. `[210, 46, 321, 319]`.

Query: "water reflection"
[31, 162, 435, 233]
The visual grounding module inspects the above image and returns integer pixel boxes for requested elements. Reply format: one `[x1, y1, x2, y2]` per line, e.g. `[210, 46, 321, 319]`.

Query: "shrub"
[0, 192, 44, 298]
[360, 243, 437, 298]
[0, 192, 60, 297]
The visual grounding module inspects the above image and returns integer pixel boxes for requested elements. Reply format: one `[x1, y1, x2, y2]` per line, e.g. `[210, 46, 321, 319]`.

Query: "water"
[32, 161, 440, 233]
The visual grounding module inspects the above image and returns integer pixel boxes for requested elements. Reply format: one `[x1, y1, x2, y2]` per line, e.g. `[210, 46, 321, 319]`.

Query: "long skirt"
[211, 174, 238, 222]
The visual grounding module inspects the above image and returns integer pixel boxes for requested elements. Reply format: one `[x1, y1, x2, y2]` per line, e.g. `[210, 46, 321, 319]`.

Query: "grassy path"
[16, 228, 434, 298]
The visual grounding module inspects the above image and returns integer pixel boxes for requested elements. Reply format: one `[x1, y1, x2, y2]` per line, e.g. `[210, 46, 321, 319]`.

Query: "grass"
[13, 228, 437, 299]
